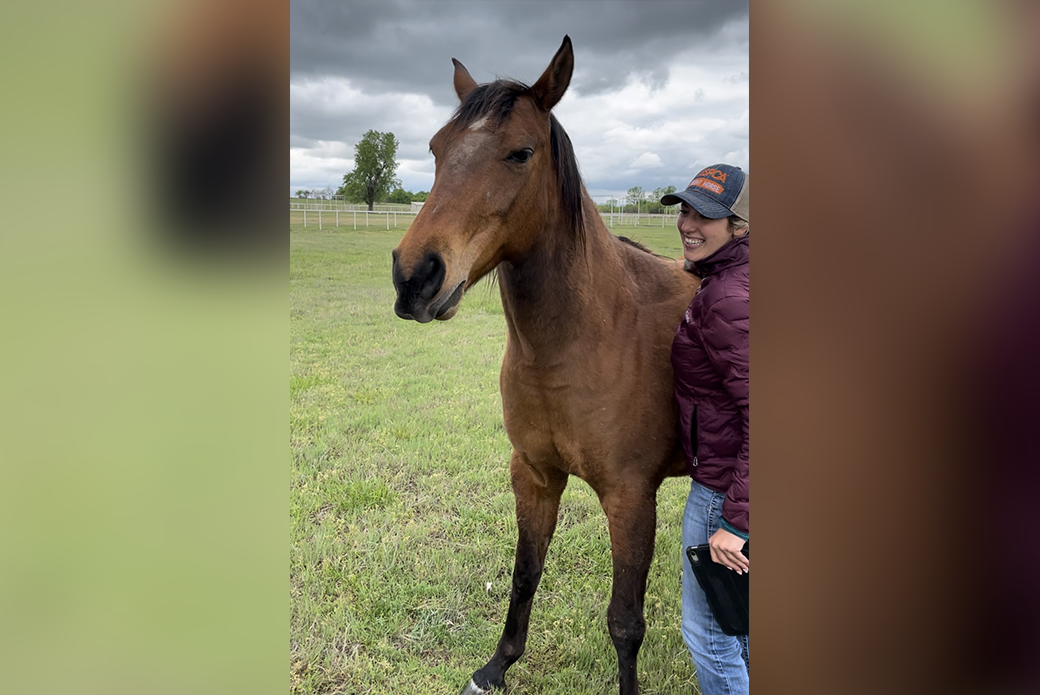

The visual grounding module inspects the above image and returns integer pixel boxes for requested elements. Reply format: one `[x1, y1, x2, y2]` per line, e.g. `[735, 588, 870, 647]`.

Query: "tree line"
[295, 186, 428, 204]
[599, 186, 679, 214]
[323, 129, 682, 214]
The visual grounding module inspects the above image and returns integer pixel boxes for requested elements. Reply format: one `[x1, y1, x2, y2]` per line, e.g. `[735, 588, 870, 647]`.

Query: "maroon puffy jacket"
[671, 235, 749, 535]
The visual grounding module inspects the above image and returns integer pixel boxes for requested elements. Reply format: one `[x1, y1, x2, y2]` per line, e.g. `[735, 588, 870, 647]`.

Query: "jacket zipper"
[691, 406, 699, 467]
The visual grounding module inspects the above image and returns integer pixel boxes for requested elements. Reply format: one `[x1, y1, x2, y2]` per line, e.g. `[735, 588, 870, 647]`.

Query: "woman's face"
[677, 202, 734, 263]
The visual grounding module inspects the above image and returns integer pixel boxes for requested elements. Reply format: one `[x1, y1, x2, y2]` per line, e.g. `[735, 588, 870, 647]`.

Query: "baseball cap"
[661, 164, 749, 221]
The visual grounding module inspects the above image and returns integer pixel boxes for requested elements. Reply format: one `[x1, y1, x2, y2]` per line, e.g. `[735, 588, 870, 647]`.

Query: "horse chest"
[499, 367, 617, 477]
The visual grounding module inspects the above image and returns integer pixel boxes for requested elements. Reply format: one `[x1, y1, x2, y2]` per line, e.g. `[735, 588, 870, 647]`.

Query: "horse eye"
[506, 149, 533, 164]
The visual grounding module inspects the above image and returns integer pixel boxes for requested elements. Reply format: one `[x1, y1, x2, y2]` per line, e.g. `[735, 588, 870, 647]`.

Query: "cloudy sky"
[290, 0, 748, 202]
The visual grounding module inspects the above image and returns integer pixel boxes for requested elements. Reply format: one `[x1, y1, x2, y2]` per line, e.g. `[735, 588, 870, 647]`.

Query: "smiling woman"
[662, 163, 750, 694]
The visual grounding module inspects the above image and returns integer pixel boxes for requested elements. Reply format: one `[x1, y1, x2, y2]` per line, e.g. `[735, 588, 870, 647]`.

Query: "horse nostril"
[392, 249, 447, 321]
[419, 252, 446, 301]
[392, 249, 403, 287]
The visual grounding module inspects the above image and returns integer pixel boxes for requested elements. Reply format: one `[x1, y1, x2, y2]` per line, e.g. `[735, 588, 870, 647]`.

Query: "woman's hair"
[728, 215, 749, 235]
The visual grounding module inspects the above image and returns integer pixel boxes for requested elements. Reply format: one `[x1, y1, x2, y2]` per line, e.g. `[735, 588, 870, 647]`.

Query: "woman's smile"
[678, 202, 734, 263]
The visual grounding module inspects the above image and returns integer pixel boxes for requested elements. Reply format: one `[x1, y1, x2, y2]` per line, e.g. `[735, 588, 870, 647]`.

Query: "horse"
[391, 36, 699, 695]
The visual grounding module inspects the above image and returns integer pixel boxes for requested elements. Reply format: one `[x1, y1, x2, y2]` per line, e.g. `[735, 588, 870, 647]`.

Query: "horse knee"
[511, 584, 535, 605]
[607, 607, 646, 653]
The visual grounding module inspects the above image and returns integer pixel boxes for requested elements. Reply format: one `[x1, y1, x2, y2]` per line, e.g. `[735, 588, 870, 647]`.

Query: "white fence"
[601, 213, 678, 228]
[289, 209, 414, 230]
[289, 208, 678, 231]
[289, 201, 411, 213]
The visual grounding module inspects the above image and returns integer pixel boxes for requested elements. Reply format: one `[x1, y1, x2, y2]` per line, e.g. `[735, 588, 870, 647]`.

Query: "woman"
[662, 164, 750, 694]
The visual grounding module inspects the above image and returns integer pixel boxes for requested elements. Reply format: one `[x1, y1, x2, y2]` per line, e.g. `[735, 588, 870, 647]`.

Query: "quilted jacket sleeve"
[701, 294, 749, 535]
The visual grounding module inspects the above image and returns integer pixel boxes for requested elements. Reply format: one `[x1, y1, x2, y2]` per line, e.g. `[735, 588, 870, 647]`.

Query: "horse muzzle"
[392, 249, 464, 323]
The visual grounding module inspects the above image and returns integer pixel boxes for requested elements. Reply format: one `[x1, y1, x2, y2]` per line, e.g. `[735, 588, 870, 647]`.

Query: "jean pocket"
[707, 489, 727, 531]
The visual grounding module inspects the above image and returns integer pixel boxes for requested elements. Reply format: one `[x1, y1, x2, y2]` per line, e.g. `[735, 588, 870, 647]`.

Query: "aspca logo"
[687, 168, 728, 195]
[697, 168, 729, 183]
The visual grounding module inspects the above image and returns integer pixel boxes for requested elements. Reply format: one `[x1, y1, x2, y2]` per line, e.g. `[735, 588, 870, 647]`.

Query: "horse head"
[392, 36, 577, 323]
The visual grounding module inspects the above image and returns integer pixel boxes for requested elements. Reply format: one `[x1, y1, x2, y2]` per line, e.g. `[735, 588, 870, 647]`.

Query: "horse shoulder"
[612, 244, 697, 328]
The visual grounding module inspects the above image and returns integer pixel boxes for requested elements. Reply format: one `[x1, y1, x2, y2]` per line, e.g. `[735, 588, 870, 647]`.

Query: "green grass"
[290, 222, 700, 694]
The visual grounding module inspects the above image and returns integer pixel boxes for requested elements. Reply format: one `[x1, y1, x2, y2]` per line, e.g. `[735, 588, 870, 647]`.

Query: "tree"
[412, 191, 429, 202]
[341, 130, 401, 211]
[295, 189, 308, 199]
[388, 188, 413, 205]
[626, 186, 645, 213]
[648, 185, 677, 214]
[652, 185, 676, 203]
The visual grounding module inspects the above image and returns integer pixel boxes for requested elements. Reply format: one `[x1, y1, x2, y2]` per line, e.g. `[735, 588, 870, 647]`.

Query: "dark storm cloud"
[289, 87, 443, 160]
[291, 0, 747, 103]
[290, 0, 748, 196]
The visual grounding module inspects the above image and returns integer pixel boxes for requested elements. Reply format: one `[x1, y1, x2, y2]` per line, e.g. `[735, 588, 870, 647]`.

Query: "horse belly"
[500, 372, 674, 485]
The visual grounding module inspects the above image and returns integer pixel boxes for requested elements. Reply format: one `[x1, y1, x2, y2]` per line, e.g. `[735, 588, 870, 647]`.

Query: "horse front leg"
[461, 452, 567, 694]
[601, 487, 657, 695]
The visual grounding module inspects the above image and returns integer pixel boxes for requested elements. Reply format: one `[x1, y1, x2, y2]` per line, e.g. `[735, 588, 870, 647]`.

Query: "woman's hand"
[709, 527, 749, 574]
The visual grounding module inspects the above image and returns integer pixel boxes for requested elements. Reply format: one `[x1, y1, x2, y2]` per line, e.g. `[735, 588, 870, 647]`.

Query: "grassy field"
[289, 221, 701, 694]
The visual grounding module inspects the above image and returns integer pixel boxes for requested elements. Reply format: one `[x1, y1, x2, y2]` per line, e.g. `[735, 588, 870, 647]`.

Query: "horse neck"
[497, 198, 626, 355]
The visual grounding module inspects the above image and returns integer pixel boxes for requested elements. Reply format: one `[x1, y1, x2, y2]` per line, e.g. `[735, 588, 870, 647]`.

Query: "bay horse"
[391, 36, 698, 695]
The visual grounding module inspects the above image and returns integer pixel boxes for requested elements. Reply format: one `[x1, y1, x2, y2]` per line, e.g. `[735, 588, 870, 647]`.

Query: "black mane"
[448, 80, 587, 249]
[617, 235, 672, 261]
[616, 236, 653, 254]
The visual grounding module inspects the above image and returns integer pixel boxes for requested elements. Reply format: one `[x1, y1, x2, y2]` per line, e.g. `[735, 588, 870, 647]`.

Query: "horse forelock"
[446, 80, 587, 251]
[447, 80, 527, 138]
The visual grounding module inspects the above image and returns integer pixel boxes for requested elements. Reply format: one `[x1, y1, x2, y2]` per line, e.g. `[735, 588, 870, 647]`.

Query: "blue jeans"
[682, 479, 750, 694]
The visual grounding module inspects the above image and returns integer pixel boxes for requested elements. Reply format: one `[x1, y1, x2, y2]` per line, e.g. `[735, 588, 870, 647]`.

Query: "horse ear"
[531, 35, 574, 112]
[452, 58, 478, 102]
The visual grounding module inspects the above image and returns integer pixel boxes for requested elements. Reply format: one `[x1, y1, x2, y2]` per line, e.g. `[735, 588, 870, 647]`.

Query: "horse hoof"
[459, 679, 491, 695]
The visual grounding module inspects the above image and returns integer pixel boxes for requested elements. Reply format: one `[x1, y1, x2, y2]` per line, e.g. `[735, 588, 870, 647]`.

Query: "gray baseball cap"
[661, 164, 749, 221]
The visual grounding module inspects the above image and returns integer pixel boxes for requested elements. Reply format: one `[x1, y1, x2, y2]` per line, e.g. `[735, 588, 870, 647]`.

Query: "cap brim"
[660, 189, 733, 219]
